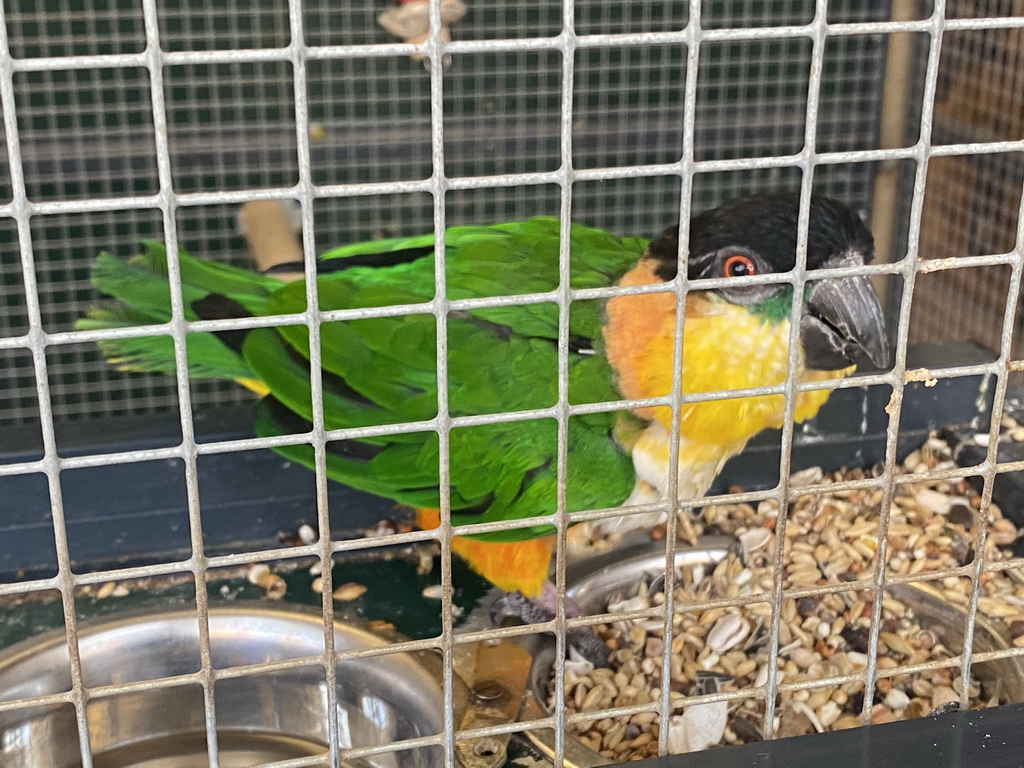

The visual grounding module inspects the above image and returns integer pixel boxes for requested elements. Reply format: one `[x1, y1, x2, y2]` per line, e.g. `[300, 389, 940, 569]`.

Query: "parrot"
[78, 192, 888, 661]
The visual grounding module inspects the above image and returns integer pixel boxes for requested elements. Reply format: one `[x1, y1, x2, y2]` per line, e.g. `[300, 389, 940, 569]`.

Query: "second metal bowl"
[0, 604, 464, 768]
[522, 537, 1024, 767]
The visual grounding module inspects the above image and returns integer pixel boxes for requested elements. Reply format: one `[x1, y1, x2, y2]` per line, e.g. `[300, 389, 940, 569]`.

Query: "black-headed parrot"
[79, 192, 888, 658]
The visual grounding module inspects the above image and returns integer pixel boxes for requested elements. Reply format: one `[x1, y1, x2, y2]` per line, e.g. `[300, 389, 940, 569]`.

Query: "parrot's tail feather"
[78, 245, 277, 384]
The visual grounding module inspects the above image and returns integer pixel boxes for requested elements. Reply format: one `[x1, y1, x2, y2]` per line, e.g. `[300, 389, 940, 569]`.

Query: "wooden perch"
[239, 200, 305, 282]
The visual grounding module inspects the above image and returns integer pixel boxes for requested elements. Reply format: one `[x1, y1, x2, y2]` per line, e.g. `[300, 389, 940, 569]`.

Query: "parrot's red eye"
[723, 254, 756, 278]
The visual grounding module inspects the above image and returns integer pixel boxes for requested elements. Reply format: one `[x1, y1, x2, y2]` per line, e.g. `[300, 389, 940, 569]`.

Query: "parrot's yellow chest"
[602, 258, 852, 505]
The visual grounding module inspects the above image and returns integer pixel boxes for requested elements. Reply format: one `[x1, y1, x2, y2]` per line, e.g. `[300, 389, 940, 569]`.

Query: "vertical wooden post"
[870, 0, 918, 304]
[239, 200, 306, 282]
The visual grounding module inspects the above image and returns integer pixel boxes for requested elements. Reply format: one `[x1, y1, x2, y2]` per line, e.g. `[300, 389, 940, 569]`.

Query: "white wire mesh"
[906, 2, 1024, 357]
[0, 1, 1022, 767]
[0, 0, 897, 428]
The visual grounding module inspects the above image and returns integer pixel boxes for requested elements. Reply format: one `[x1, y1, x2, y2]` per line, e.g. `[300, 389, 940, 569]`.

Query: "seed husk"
[547, 431, 1020, 760]
[333, 582, 367, 601]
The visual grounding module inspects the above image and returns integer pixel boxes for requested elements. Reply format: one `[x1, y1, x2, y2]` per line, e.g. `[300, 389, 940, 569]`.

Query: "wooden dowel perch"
[239, 200, 305, 282]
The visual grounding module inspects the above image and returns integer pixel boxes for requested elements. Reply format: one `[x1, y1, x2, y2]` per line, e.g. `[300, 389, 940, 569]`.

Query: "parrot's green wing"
[250, 218, 648, 540]
[81, 218, 649, 542]
[77, 241, 282, 380]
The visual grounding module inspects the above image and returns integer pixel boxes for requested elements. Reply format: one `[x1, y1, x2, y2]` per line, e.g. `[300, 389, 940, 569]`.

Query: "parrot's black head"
[647, 191, 889, 371]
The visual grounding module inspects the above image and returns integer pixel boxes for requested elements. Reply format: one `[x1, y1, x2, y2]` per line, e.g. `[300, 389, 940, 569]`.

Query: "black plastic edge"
[630, 702, 1024, 768]
[0, 341, 997, 578]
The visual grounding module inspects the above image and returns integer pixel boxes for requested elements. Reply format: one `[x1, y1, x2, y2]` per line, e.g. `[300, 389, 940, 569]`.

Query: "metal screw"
[471, 679, 507, 702]
[473, 738, 502, 757]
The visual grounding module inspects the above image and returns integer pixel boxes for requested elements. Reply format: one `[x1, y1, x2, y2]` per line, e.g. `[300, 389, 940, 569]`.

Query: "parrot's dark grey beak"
[800, 251, 889, 371]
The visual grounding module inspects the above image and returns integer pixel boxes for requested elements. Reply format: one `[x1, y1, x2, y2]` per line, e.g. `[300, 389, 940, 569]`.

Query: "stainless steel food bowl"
[887, 580, 1024, 703]
[523, 537, 732, 768]
[522, 537, 1024, 768]
[0, 604, 464, 768]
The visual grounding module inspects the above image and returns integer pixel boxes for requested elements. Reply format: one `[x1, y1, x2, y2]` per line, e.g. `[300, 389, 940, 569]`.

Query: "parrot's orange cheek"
[602, 258, 684, 420]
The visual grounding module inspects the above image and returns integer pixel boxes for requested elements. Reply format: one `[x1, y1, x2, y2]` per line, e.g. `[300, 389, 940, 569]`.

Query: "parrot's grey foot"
[567, 626, 611, 668]
[489, 586, 610, 668]
[490, 590, 554, 627]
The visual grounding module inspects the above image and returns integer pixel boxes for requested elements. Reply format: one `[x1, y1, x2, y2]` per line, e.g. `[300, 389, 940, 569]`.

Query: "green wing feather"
[83, 218, 648, 541]
[77, 242, 281, 380]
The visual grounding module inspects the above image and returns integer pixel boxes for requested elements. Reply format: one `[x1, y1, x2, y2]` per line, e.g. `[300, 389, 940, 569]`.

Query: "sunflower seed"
[707, 614, 750, 653]
[549, 429, 1021, 760]
[333, 582, 367, 601]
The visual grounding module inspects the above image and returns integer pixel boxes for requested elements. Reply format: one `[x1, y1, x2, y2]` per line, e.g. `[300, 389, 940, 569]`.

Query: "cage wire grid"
[906, 2, 1024, 360]
[2, 0, 1020, 428]
[0, 1, 1023, 767]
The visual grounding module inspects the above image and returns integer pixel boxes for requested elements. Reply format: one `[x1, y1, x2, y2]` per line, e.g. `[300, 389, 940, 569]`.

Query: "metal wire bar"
[3, 0, 1024, 765]
[0, 139, 1012, 215]
[0, 6, 94, 762]
[4, 245, 1023, 361]
[4, 589, 1023, 722]
[136, 0, 223, 763]
[4, 498, 1021, 603]
[0, 403, 1015, 524]
[0, 138, 1020, 229]
[5, 463, 984, 588]
[651, 0, 703, 752]
[421, 1, 458, 765]
[6, 14, 1024, 75]
[953, 182, 1024, 707]
[283, 0, 344, 763]
[758, 0, 830, 733]
[858, 0, 948, 722]
[550, 0, 578, 759]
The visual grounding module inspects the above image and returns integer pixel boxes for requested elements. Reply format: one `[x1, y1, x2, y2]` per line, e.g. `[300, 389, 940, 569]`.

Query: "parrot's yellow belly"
[603, 258, 853, 511]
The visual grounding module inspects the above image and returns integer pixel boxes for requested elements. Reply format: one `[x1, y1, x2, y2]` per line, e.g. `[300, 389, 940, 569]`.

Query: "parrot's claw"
[489, 590, 611, 668]
[489, 590, 551, 626]
[566, 626, 613, 668]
